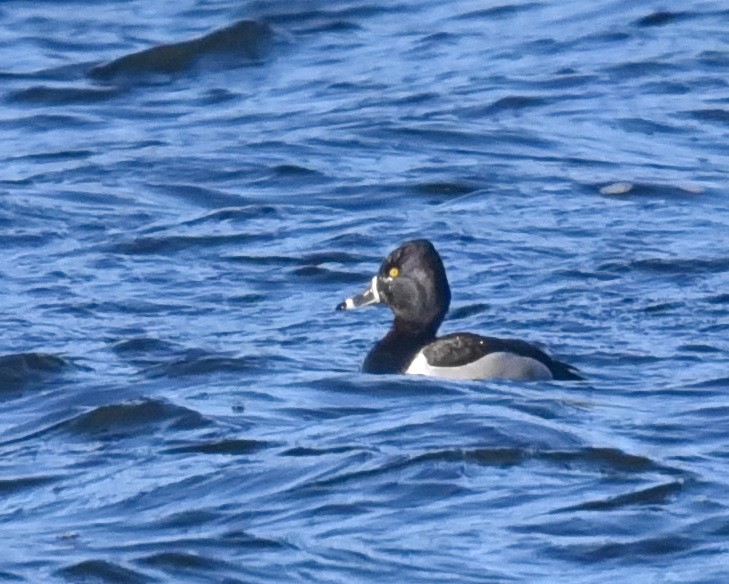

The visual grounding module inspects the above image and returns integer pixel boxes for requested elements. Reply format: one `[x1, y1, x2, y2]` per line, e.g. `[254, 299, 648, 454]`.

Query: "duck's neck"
[362, 318, 439, 374]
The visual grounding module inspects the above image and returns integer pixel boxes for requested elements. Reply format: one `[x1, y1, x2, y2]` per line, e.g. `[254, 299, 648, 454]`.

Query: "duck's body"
[337, 239, 581, 381]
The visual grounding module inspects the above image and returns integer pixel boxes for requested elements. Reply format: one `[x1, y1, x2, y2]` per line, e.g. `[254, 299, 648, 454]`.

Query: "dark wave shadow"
[548, 533, 694, 563]
[448, 303, 491, 320]
[450, 3, 544, 21]
[137, 551, 227, 576]
[89, 19, 273, 84]
[111, 337, 184, 370]
[0, 352, 68, 393]
[554, 480, 687, 513]
[412, 181, 479, 196]
[598, 256, 729, 276]
[61, 398, 211, 440]
[111, 335, 292, 380]
[125, 529, 289, 584]
[8, 85, 122, 105]
[634, 11, 690, 28]
[0, 569, 23, 581]
[294, 445, 685, 492]
[8, 20, 275, 107]
[57, 560, 151, 584]
[163, 438, 268, 456]
[0, 474, 60, 495]
[140, 351, 270, 379]
[687, 108, 729, 125]
[110, 232, 272, 255]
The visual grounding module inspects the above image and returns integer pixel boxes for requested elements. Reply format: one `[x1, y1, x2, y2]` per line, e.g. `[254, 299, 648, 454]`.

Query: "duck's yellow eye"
[388, 266, 399, 278]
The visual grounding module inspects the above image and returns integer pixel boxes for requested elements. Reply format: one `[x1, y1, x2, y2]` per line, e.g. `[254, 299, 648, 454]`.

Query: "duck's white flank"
[405, 350, 553, 381]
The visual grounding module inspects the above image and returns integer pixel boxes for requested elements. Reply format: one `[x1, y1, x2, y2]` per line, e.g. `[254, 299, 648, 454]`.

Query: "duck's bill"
[336, 275, 381, 310]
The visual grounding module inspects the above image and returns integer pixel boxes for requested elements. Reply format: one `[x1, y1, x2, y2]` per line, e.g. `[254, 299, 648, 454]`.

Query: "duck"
[336, 239, 581, 381]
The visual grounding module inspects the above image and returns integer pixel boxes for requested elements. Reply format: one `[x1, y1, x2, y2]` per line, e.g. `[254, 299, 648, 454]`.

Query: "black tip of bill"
[336, 296, 359, 311]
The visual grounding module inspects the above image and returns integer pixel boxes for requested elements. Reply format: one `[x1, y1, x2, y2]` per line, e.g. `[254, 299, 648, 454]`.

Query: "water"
[2, 1, 729, 581]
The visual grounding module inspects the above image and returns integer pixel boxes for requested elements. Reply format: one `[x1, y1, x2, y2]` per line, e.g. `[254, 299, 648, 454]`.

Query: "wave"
[164, 438, 268, 456]
[555, 480, 687, 512]
[634, 11, 690, 28]
[599, 256, 729, 276]
[296, 445, 684, 491]
[62, 398, 211, 439]
[57, 560, 149, 584]
[89, 19, 273, 83]
[0, 352, 67, 392]
[111, 232, 271, 255]
[0, 474, 59, 495]
[8, 85, 121, 105]
[141, 351, 270, 379]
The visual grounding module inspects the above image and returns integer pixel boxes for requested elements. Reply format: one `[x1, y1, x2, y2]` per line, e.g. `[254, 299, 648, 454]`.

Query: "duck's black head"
[337, 239, 451, 334]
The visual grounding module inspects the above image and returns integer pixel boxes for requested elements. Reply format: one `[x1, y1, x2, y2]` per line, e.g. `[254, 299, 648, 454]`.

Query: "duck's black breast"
[362, 326, 433, 375]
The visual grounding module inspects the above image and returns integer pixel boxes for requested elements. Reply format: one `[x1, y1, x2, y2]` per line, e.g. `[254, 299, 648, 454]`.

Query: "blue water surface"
[2, 1, 729, 582]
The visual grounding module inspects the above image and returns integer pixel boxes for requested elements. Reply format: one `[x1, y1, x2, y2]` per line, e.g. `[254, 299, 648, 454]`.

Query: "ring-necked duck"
[337, 239, 582, 381]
